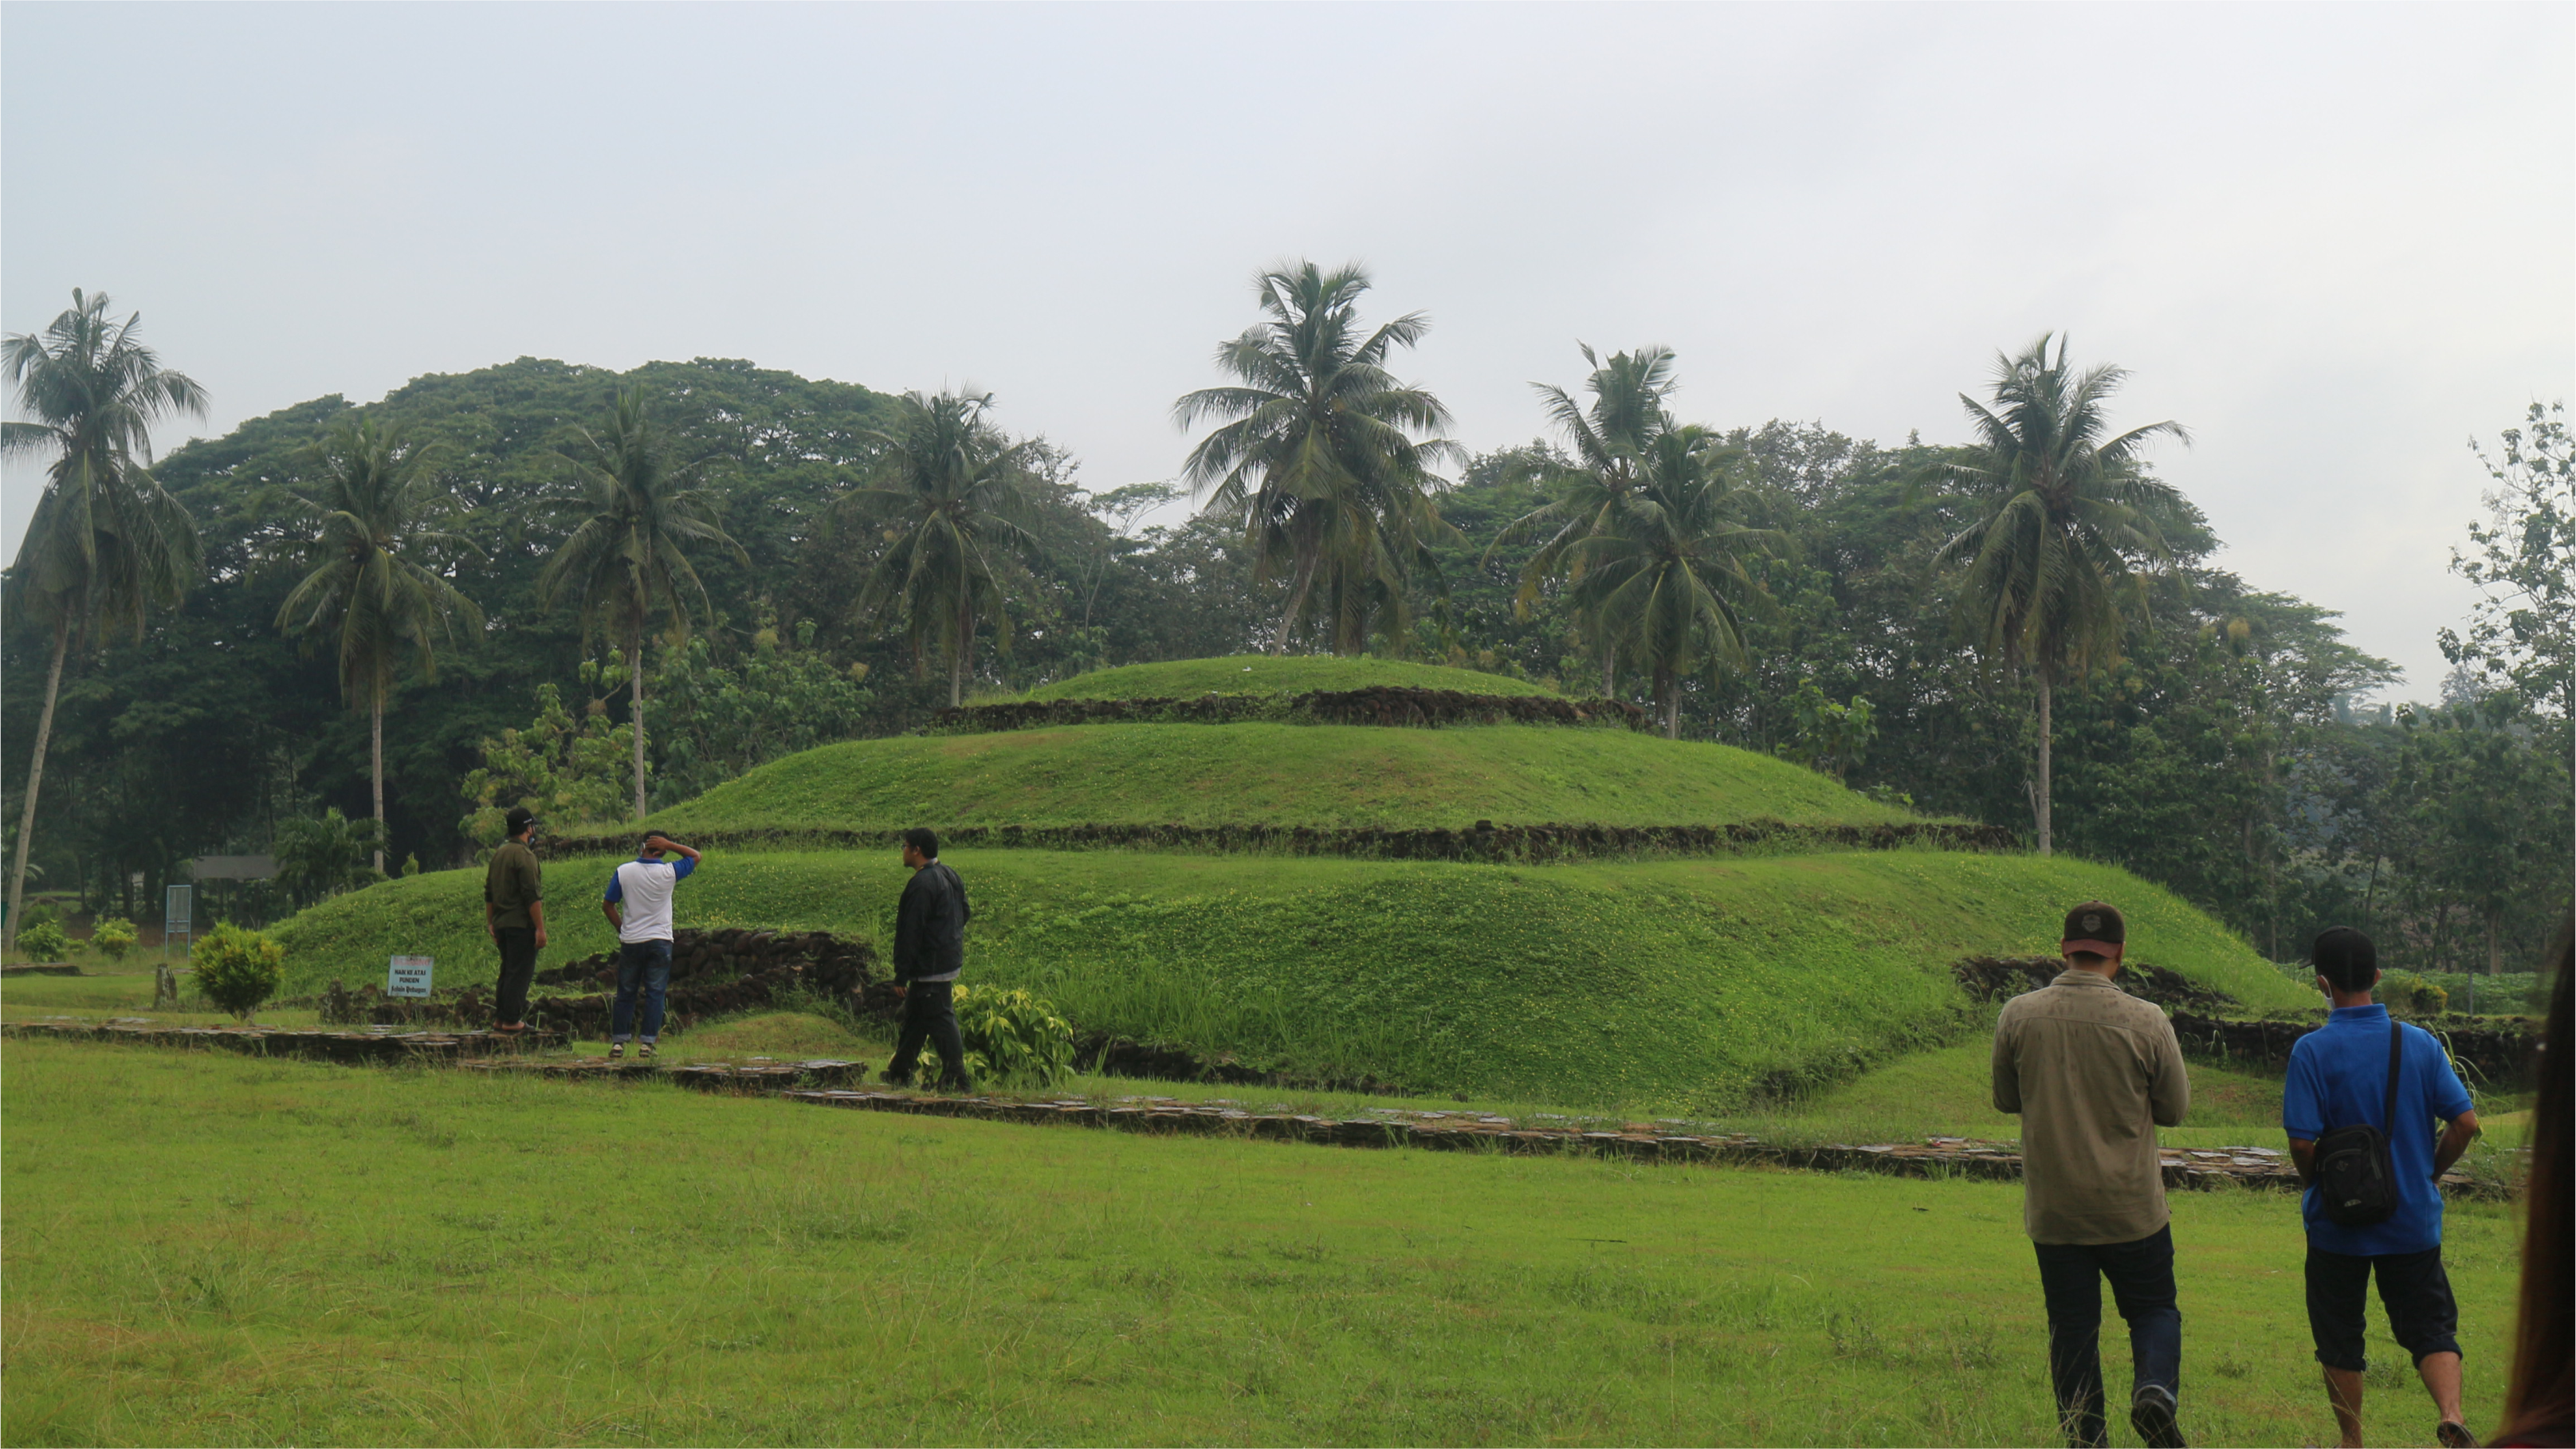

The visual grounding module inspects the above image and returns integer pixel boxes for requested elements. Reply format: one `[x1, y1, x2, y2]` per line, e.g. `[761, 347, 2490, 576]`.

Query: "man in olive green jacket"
[483, 807, 546, 1033]
[1994, 901, 2192, 1449]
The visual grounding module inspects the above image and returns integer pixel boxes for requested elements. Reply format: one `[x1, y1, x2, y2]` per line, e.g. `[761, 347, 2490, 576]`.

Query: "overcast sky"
[6, 2, 2568, 695]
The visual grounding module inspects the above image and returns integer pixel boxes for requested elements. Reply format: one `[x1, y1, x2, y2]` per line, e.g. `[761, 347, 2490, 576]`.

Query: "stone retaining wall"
[2169, 1011, 2539, 1083]
[8, 1021, 2511, 1198]
[317, 927, 884, 1036]
[2, 1019, 564, 1062]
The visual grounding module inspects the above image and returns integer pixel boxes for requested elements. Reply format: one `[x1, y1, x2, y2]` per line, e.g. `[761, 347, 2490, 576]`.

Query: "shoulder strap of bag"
[2381, 1018, 2404, 1133]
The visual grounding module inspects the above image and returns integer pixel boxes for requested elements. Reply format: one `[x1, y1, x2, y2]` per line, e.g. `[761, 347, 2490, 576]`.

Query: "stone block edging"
[6, 1021, 2509, 1200]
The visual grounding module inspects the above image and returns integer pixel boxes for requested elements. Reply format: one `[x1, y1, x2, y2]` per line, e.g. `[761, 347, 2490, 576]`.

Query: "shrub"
[14, 918, 70, 962]
[192, 922, 286, 1022]
[954, 985, 1075, 1086]
[90, 917, 138, 961]
[2381, 971, 2448, 1017]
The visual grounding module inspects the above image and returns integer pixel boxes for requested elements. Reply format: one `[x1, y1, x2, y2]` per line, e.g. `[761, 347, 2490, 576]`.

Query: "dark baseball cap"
[505, 807, 538, 836]
[2061, 901, 2126, 956]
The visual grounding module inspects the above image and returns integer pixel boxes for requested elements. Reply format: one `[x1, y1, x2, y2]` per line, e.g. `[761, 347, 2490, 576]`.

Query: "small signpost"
[387, 955, 434, 999]
[163, 884, 194, 958]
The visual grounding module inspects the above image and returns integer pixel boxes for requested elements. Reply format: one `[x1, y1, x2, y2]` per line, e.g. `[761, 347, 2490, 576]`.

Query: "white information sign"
[387, 955, 434, 999]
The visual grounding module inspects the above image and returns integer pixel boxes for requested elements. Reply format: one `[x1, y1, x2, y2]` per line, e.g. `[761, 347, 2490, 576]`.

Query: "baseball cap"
[2061, 901, 2126, 956]
[505, 807, 537, 836]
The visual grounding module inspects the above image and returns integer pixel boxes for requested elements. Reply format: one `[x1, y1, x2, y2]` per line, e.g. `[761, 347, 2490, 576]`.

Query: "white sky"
[6, 2, 2569, 696]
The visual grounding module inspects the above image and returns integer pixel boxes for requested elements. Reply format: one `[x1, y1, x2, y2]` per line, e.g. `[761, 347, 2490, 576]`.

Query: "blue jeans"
[2034, 1225, 2182, 1447]
[612, 940, 672, 1043]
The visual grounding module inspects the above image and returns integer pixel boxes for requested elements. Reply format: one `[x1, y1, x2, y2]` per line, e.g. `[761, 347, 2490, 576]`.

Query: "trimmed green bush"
[192, 922, 286, 1022]
[89, 917, 138, 961]
[955, 985, 1075, 1086]
[14, 918, 71, 962]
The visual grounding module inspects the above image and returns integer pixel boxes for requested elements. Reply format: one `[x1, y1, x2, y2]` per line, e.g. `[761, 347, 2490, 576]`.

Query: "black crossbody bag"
[2312, 1019, 2405, 1227]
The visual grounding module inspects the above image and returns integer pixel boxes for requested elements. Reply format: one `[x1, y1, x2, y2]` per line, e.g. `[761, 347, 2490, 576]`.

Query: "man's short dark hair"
[505, 807, 537, 838]
[638, 834, 662, 854]
[902, 827, 938, 859]
[2313, 925, 2379, 993]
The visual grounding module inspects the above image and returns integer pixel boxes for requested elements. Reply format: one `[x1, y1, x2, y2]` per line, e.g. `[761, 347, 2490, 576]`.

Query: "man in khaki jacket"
[1994, 901, 2192, 1449]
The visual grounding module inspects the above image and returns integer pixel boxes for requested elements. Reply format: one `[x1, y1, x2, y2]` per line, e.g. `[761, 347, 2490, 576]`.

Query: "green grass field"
[0, 1040, 2527, 1448]
[267, 848, 2311, 1113]
[642, 723, 1913, 838]
[1023, 654, 1559, 701]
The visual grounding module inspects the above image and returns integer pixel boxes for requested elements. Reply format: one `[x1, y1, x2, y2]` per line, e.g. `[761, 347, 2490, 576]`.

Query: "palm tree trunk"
[951, 595, 974, 708]
[2034, 670, 2054, 857]
[630, 636, 647, 820]
[1601, 647, 1615, 700]
[6, 618, 70, 953]
[1272, 550, 1321, 655]
[1658, 667, 1679, 740]
[370, 686, 387, 877]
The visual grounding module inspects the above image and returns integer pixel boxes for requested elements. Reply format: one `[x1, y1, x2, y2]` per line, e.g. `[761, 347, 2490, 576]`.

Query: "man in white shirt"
[600, 832, 700, 1060]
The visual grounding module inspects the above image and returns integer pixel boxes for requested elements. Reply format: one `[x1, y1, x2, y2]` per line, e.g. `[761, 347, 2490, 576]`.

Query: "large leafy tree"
[1566, 426, 1776, 738]
[1931, 335, 2187, 854]
[1490, 344, 1682, 695]
[274, 415, 483, 873]
[1175, 261, 1458, 654]
[2440, 401, 2573, 748]
[538, 387, 744, 819]
[844, 390, 1039, 707]
[1, 290, 205, 948]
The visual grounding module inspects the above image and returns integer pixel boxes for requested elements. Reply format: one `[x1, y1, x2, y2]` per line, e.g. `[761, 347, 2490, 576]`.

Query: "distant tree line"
[3, 274, 2567, 973]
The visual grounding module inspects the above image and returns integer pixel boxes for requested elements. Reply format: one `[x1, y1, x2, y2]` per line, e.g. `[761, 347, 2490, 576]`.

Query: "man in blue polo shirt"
[2283, 925, 2482, 1449]
[600, 832, 701, 1061]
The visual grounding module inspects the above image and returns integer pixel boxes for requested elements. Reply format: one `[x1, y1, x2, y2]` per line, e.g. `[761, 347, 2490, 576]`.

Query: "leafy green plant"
[1779, 678, 1879, 783]
[954, 984, 1075, 1086]
[457, 682, 638, 847]
[89, 916, 138, 960]
[14, 917, 71, 962]
[191, 922, 286, 1022]
[2381, 971, 2449, 1016]
[273, 807, 387, 905]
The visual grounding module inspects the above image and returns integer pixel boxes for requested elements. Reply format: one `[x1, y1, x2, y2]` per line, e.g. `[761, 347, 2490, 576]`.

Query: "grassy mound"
[273, 848, 2308, 1111]
[642, 724, 1914, 837]
[1025, 655, 1557, 701]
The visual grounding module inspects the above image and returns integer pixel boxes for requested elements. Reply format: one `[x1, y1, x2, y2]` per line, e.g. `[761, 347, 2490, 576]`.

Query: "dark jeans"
[888, 979, 971, 1089]
[2306, 1243, 2461, 1372]
[2034, 1225, 2182, 1448]
[492, 926, 537, 1026]
[612, 940, 672, 1043]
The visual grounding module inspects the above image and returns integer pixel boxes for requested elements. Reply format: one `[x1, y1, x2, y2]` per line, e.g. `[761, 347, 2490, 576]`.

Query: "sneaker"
[609, 1042, 625, 1061]
[638, 1043, 656, 1060]
[2130, 1384, 2184, 1449]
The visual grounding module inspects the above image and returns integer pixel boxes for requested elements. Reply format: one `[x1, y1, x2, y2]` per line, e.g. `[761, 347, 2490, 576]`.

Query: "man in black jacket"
[884, 827, 973, 1090]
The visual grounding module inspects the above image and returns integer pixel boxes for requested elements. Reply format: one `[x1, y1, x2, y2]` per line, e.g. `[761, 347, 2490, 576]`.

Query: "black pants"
[493, 926, 538, 1026]
[2306, 1243, 2461, 1372]
[2034, 1225, 2182, 1448]
[889, 980, 971, 1089]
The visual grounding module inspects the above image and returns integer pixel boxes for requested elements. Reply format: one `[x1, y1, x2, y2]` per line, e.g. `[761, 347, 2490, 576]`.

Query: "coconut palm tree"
[842, 390, 1039, 706]
[1566, 426, 1776, 738]
[538, 387, 744, 819]
[1486, 344, 1680, 696]
[274, 415, 484, 874]
[1, 290, 205, 950]
[1931, 334, 2189, 854]
[1174, 261, 1459, 654]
